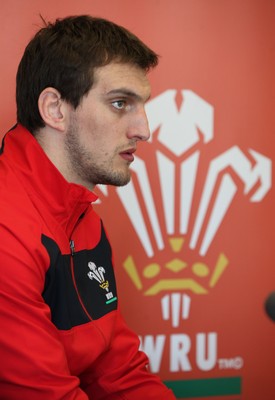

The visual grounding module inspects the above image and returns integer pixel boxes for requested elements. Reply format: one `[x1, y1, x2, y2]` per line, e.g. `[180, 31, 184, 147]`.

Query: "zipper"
[69, 211, 86, 257]
[69, 238, 93, 322]
[70, 239, 75, 256]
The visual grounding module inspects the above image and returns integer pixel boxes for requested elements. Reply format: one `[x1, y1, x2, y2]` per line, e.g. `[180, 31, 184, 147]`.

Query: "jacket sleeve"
[0, 225, 89, 400]
[79, 308, 176, 400]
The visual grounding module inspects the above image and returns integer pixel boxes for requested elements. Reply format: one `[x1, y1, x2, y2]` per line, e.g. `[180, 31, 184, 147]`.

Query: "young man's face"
[64, 62, 151, 190]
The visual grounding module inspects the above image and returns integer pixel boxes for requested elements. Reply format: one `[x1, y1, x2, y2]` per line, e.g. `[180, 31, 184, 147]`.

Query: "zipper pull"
[70, 240, 75, 256]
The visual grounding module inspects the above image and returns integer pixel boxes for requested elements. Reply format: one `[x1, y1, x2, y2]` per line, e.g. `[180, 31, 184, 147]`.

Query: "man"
[0, 15, 176, 400]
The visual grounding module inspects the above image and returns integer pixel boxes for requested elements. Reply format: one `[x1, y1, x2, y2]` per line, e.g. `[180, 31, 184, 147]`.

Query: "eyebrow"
[106, 88, 151, 102]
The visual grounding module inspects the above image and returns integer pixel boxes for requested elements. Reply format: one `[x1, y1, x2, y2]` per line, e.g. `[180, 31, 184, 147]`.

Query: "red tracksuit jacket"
[0, 124, 175, 399]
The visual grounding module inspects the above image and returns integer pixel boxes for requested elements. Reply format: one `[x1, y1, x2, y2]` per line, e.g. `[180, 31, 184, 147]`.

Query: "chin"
[112, 172, 132, 186]
[112, 177, 131, 187]
[96, 171, 131, 187]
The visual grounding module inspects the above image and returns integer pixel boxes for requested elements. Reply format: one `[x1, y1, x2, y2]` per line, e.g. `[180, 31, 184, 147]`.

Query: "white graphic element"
[100, 90, 272, 258]
[190, 146, 272, 255]
[157, 151, 176, 234]
[180, 151, 200, 234]
[94, 185, 108, 204]
[117, 157, 164, 258]
[145, 90, 214, 155]
[99, 90, 272, 258]
[138, 335, 166, 373]
[87, 262, 115, 301]
[161, 293, 191, 327]
[196, 333, 218, 371]
[87, 262, 106, 284]
[139, 332, 218, 373]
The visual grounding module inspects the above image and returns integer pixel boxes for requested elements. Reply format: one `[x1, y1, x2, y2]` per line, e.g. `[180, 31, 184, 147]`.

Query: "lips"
[119, 148, 136, 162]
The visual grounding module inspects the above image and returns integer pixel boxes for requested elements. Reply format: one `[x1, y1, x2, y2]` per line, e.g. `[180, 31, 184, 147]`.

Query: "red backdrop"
[1, 1, 275, 399]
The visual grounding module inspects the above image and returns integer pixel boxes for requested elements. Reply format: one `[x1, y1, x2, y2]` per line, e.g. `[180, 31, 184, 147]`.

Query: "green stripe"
[164, 376, 242, 398]
[106, 297, 117, 304]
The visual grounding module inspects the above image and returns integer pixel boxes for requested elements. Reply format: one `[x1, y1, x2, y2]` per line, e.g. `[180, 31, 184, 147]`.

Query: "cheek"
[76, 115, 102, 144]
[77, 110, 124, 153]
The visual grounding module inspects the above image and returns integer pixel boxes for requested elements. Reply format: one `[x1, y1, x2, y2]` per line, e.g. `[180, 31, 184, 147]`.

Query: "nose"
[127, 107, 151, 142]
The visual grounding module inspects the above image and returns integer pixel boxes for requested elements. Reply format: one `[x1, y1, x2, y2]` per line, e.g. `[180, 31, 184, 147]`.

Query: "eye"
[112, 100, 126, 110]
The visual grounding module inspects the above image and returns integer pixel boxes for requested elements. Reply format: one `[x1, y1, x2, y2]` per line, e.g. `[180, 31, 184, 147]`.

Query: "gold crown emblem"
[123, 242, 228, 296]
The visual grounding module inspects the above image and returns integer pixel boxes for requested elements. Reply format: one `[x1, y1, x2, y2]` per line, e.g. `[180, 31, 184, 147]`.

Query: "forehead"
[92, 62, 151, 101]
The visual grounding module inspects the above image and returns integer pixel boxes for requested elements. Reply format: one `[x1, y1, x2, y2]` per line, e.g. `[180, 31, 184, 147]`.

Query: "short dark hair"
[16, 15, 158, 133]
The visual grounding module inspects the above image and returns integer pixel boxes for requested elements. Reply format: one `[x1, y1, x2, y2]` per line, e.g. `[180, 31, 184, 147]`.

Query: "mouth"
[119, 147, 136, 162]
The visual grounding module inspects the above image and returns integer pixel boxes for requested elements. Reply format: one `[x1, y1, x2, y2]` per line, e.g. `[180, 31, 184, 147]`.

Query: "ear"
[38, 87, 69, 132]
